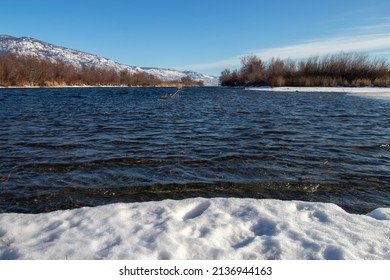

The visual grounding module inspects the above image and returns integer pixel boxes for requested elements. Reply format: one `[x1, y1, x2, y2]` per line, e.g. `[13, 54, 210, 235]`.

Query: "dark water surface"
[1, 87, 389, 213]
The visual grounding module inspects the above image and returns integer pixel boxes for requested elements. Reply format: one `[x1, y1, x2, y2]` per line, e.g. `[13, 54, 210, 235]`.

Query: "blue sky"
[1, 0, 390, 76]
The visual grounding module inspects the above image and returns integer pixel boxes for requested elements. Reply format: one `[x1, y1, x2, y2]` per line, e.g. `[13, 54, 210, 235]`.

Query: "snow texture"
[0, 198, 389, 260]
[0, 35, 218, 86]
[246, 86, 390, 100]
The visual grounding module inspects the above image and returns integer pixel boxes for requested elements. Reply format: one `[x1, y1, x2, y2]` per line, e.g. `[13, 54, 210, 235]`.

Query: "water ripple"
[1, 87, 389, 213]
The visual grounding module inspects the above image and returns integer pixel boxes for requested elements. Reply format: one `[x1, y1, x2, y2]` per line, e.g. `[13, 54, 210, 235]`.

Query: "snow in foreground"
[0, 198, 389, 260]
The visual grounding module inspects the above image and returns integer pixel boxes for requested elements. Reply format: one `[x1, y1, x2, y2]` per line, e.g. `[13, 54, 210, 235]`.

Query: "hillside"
[0, 35, 218, 86]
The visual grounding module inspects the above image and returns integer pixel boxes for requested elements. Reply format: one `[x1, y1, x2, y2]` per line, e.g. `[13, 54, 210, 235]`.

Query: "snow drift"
[1, 197, 389, 260]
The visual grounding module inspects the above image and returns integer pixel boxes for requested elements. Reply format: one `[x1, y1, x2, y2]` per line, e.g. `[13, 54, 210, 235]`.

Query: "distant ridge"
[0, 35, 218, 86]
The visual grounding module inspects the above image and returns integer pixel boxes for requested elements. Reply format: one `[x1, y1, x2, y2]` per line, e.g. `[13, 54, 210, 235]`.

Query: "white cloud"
[181, 24, 390, 75]
[251, 33, 390, 60]
[178, 57, 242, 73]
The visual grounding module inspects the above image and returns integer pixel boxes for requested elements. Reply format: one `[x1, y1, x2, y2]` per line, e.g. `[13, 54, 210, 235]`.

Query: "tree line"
[219, 53, 390, 87]
[0, 53, 203, 87]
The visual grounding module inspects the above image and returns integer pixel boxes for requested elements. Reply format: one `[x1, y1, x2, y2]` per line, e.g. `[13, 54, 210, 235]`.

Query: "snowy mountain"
[0, 35, 218, 86]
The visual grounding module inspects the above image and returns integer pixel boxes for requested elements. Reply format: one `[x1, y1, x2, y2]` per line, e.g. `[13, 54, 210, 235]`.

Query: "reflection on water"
[0, 87, 389, 213]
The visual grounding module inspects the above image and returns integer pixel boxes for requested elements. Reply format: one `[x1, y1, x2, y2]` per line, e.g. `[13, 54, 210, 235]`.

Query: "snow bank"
[1, 198, 389, 260]
[246, 86, 390, 100]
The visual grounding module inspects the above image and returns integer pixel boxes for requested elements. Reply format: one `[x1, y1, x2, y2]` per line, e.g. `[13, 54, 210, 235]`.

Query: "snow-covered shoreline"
[2, 85, 390, 93]
[1, 197, 389, 260]
[245, 86, 390, 99]
[245, 86, 390, 93]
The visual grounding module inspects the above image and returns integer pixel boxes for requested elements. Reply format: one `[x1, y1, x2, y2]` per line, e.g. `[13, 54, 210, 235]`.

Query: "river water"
[1, 87, 389, 213]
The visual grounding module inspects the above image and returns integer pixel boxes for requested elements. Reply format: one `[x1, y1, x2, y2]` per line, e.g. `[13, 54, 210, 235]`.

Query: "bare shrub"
[240, 55, 266, 86]
[0, 53, 165, 87]
[220, 69, 242, 86]
[220, 52, 390, 88]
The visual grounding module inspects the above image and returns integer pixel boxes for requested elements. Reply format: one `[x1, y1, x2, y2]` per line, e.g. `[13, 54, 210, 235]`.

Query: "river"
[0, 87, 389, 213]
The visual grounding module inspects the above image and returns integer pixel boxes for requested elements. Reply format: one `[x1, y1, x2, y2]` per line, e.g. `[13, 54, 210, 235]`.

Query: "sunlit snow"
[246, 86, 390, 100]
[1, 198, 389, 260]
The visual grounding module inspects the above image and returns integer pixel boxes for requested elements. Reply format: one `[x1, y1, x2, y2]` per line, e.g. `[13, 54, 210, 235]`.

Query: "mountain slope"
[0, 35, 218, 86]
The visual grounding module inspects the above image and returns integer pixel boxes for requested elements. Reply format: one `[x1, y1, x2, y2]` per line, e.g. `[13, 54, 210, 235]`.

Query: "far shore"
[0, 84, 190, 89]
[2, 85, 390, 97]
[245, 86, 390, 94]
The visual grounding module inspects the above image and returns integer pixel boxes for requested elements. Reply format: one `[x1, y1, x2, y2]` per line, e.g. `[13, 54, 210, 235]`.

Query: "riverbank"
[245, 86, 390, 93]
[0, 85, 123, 89]
[0, 197, 389, 260]
[245, 86, 389, 93]
[245, 86, 390, 100]
[0, 83, 196, 89]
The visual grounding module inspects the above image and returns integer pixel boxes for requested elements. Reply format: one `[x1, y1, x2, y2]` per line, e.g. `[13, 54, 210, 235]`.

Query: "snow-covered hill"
[0, 35, 218, 86]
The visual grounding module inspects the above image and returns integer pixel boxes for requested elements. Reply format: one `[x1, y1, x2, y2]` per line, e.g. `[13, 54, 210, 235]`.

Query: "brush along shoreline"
[0, 83, 201, 89]
[1, 85, 390, 93]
